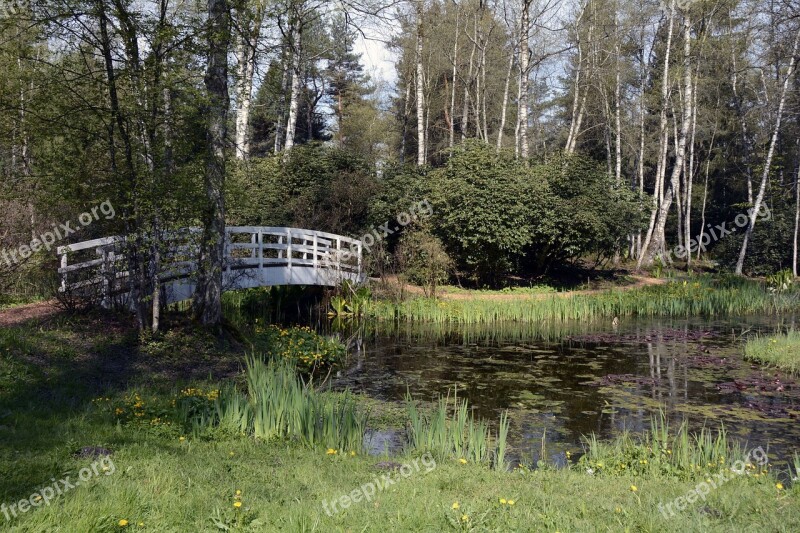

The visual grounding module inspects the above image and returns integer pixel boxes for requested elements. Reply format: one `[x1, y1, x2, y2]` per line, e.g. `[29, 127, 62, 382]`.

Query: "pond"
[329, 316, 800, 465]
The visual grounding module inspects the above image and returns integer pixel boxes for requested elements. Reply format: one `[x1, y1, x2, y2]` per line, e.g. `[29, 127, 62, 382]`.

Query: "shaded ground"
[0, 307, 245, 400]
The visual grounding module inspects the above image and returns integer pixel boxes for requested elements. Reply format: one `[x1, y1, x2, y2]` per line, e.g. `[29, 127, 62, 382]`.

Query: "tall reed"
[186, 356, 369, 453]
[370, 277, 798, 325]
[579, 411, 748, 480]
[405, 388, 509, 470]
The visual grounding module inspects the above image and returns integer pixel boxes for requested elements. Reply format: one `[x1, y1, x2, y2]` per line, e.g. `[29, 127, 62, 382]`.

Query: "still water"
[331, 316, 800, 464]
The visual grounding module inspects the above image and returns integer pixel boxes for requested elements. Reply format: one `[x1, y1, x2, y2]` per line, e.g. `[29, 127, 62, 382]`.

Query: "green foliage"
[579, 412, 752, 482]
[375, 144, 645, 286]
[396, 228, 454, 297]
[405, 388, 509, 470]
[253, 324, 345, 374]
[184, 356, 369, 453]
[228, 145, 378, 236]
[767, 269, 794, 293]
[329, 281, 372, 317]
[526, 153, 646, 268]
[744, 329, 800, 373]
[369, 276, 800, 324]
[428, 141, 544, 285]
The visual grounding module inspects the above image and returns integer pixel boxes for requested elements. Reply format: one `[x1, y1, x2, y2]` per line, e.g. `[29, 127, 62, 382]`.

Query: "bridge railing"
[57, 227, 363, 305]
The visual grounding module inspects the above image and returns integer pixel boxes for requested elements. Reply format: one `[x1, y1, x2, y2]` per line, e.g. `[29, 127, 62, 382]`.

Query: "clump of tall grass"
[744, 329, 800, 374]
[405, 388, 509, 471]
[578, 412, 754, 481]
[184, 356, 368, 453]
[370, 276, 798, 324]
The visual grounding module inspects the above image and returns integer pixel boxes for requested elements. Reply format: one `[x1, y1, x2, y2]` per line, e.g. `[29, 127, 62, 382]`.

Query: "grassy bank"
[369, 276, 798, 324]
[745, 330, 800, 373]
[1, 310, 799, 531]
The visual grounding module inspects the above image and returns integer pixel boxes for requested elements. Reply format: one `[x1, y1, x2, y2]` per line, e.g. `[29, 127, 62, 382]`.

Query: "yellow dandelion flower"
[499, 498, 507, 504]
[118, 519, 129, 527]
[630, 485, 638, 492]
[461, 515, 469, 522]
[776, 483, 784, 490]
[137, 523, 144, 527]
[508, 500, 515, 506]
[326, 448, 337, 455]
[236, 490, 242, 496]
[452, 502, 459, 510]
[233, 501, 242, 508]
[459, 458, 467, 464]
[350, 451, 356, 457]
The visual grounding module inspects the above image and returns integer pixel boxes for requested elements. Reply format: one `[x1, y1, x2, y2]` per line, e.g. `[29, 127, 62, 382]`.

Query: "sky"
[355, 34, 398, 87]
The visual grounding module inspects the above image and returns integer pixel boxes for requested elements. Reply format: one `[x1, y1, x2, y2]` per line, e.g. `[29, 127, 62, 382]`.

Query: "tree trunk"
[283, 19, 302, 159]
[274, 45, 289, 154]
[684, 68, 698, 268]
[449, 8, 460, 149]
[614, 10, 622, 186]
[193, 0, 230, 327]
[794, 163, 800, 277]
[234, 4, 263, 160]
[462, 15, 477, 141]
[736, 26, 800, 274]
[518, 0, 530, 161]
[637, 0, 676, 268]
[497, 47, 515, 151]
[415, 0, 426, 166]
[643, 10, 692, 265]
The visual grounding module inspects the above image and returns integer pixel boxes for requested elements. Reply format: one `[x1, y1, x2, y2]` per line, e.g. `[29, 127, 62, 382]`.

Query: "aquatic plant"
[369, 276, 798, 325]
[578, 412, 751, 481]
[744, 329, 800, 374]
[405, 388, 509, 470]
[184, 356, 369, 453]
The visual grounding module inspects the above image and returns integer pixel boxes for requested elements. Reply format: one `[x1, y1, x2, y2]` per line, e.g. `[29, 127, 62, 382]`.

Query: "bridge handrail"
[57, 226, 364, 300]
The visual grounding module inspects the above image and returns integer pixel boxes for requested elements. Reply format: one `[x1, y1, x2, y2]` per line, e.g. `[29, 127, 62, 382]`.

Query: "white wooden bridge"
[57, 227, 364, 306]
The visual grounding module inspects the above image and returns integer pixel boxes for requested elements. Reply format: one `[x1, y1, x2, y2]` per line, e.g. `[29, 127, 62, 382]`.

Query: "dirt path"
[378, 275, 668, 302]
[0, 300, 60, 327]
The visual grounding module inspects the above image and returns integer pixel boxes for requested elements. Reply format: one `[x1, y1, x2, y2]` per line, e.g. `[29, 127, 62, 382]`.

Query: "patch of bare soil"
[0, 300, 59, 327]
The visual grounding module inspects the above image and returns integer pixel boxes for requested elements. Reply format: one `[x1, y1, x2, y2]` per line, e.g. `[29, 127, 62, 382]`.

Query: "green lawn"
[1, 311, 798, 532]
[2, 411, 797, 532]
[745, 330, 800, 374]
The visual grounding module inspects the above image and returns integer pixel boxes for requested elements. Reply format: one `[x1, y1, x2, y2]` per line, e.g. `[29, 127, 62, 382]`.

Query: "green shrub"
[396, 228, 454, 297]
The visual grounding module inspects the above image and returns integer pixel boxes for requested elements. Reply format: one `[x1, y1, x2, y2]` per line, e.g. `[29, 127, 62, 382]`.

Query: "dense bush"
[426, 141, 548, 285]
[395, 228, 454, 297]
[376, 142, 645, 286]
[228, 144, 378, 236]
[525, 153, 646, 271]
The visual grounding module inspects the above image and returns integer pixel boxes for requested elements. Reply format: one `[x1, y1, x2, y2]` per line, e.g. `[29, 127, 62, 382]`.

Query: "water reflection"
[332, 316, 800, 464]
